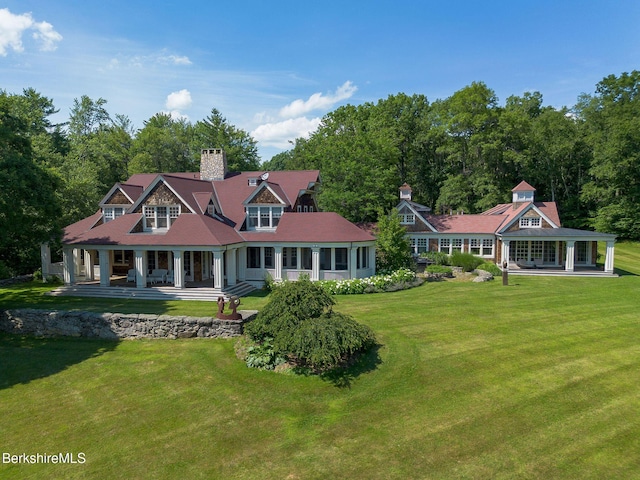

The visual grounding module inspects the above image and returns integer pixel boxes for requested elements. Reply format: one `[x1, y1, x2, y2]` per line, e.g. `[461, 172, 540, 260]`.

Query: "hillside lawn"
[1, 243, 640, 479]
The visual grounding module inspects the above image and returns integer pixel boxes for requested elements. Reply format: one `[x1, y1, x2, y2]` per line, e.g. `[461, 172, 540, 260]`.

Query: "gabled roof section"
[512, 180, 536, 192]
[213, 170, 320, 229]
[497, 202, 560, 233]
[396, 199, 437, 232]
[63, 211, 243, 247]
[63, 211, 104, 243]
[243, 181, 289, 206]
[424, 214, 506, 234]
[99, 183, 140, 207]
[128, 174, 214, 215]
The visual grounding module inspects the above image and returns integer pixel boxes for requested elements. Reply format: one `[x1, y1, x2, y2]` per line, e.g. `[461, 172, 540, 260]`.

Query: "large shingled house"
[44, 149, 376, 297]
[396, 181, 616, 275]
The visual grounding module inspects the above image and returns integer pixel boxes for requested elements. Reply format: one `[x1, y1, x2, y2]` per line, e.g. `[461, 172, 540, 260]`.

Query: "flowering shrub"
[318, 268, 417, 295]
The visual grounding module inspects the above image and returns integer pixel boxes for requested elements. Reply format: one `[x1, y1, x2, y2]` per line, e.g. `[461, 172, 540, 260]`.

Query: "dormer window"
[400, 213, 415, 224]
[247, 206, 282, 229]
[104, 207, 125, 222]
[520, 217, 541, 228]
[143, 205, 180, 231]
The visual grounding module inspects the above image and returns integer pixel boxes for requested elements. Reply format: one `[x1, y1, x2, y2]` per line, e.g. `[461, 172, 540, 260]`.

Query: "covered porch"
[498, 228, 616, 275]
[45, 240, 377, 292]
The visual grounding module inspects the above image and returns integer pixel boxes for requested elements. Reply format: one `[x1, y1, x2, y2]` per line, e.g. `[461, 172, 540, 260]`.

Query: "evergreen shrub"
[450, 252, 484, 272]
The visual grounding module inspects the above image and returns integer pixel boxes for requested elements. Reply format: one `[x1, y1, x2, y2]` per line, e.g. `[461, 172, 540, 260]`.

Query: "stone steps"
[47, 281, 256, 302]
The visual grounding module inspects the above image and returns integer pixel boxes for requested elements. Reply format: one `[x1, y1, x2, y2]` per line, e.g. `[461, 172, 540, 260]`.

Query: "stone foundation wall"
[0, 309, 257, 340]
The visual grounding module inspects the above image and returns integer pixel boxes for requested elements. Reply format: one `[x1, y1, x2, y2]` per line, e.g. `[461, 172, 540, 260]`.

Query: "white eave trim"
[129, 175, 198, 215]
[498, 203, 559, 233]
[396, 200, 438, 233]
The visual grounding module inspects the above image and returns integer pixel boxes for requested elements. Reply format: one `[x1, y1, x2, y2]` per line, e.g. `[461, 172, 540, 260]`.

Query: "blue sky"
[2, 1, 639, 161]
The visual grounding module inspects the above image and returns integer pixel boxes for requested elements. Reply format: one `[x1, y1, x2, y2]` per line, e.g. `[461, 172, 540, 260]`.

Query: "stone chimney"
[200, 148, 227, 181]
[399, 183, 412, 201]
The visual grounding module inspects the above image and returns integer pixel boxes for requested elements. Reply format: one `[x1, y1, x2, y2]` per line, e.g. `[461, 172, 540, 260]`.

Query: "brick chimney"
[200, 148, 227, 181]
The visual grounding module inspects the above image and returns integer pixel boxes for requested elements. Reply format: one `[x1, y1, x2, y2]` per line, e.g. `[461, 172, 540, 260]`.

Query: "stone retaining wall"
[0, 309, 257, 340]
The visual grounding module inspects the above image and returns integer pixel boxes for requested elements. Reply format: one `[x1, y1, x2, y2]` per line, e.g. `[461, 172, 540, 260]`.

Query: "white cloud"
[31, 20, 62, 52]
[166, 89, 192, 111]
[164, 54, 191, 65]
[0, 8, 62, 56]
[279, 81, 357, 118]
[251, 117, 322, 148]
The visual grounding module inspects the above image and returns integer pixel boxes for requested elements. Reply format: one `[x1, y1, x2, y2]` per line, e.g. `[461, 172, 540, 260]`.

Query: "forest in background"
[2, 71, 640, 276]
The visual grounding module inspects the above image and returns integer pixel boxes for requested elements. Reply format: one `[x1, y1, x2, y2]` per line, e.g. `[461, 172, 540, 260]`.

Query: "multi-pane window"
[335, 248, 348, 270]
[575, 241, 588, 263]
[482, 239, 494, 256]
[104, 207, 125, 222]
[143, 205, 180, 231]
[531, 241, 543, 262]
[283, 247, 297, 269]
[417, 238, 428, 253]
[247, 247, 261, 268]
[320, 248, 331, 270]
[451, 238, 463, 253]
[520, 217, 541, 228]
[301, 248, 312, 270]
[400, 214, 415, 224]
[246, 206, 283, 229]
[470, 239, 481, 255]
[264, 247, 274, 268]
[357, 247, 369, 269]
[439, 238, 451, 253]
[544, 241, 557, 264]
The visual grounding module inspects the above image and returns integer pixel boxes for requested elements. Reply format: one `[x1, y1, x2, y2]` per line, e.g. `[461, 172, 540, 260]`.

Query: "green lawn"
[2, 243, 640, 479]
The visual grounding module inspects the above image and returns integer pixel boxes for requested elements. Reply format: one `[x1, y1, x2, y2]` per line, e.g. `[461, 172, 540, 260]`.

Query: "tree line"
[2, 71, 640, 276]
[266, 72, 640, 241]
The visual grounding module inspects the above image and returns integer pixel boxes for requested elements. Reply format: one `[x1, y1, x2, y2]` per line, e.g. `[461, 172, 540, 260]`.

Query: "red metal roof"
[511, 180, 536, 192]
[241, 212, 375, 243]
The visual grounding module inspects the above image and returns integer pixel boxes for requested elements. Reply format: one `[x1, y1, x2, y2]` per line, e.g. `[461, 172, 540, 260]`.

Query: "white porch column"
[605, 241, 615, 273]
[73, 248, 83, 276]
[84, 250, 95, 281]
[274, 246, 283, 281]
[502, 240, 510, 268]
[369, 245, 377, 275]
[350, 246, 358, 279]
[212, 251, 223, 289]
[40, 243, 51, 279]
[565, 241, 575, 272]
[62, 247, 75, 285]
[311, 247, 320, 281]
[98, 249, 111, 287]
[238, 247, 247, 281]
[134, 250, 146, 288]
[173, 250, 184, 289]
[226, 248, 237, 286]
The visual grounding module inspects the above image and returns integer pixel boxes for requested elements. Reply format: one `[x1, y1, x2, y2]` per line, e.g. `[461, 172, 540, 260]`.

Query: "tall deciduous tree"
[577, 71, 640, 238]
[130, 113, 194, 174]
[375, 208, 413, 273]
[192, 108, 260, 172]
[0, 94, 61, 275]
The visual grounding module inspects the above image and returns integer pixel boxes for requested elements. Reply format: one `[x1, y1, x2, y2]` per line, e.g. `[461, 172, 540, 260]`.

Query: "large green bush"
[450, 252, 484, 272]
[476, 262, 501, 276]
[420, 251, 450, 265]
[244, 277, 376, 370]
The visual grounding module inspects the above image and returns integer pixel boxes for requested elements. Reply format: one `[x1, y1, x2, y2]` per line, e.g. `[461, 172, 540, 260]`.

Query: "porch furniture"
[126, 269, 136, 282]
[166, 270, 174, 284]
[148, 268, 168, 284]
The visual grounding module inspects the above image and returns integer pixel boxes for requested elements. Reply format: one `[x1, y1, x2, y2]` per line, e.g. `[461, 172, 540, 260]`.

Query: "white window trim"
[246, 206, 283, 230]
[400, 213, 415, 225]
[143, 205, 180, 232]
[519, 217, 541, 228]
